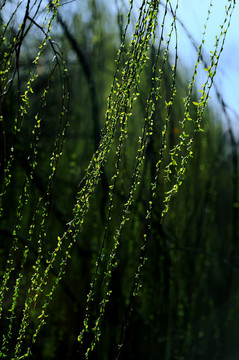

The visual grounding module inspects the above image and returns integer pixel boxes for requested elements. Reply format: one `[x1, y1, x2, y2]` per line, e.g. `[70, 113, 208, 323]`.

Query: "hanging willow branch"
[0, 0, 236, 359]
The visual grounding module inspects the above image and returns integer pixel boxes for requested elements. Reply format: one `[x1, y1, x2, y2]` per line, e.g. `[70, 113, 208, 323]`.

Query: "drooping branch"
[56, 12, 101, 150]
